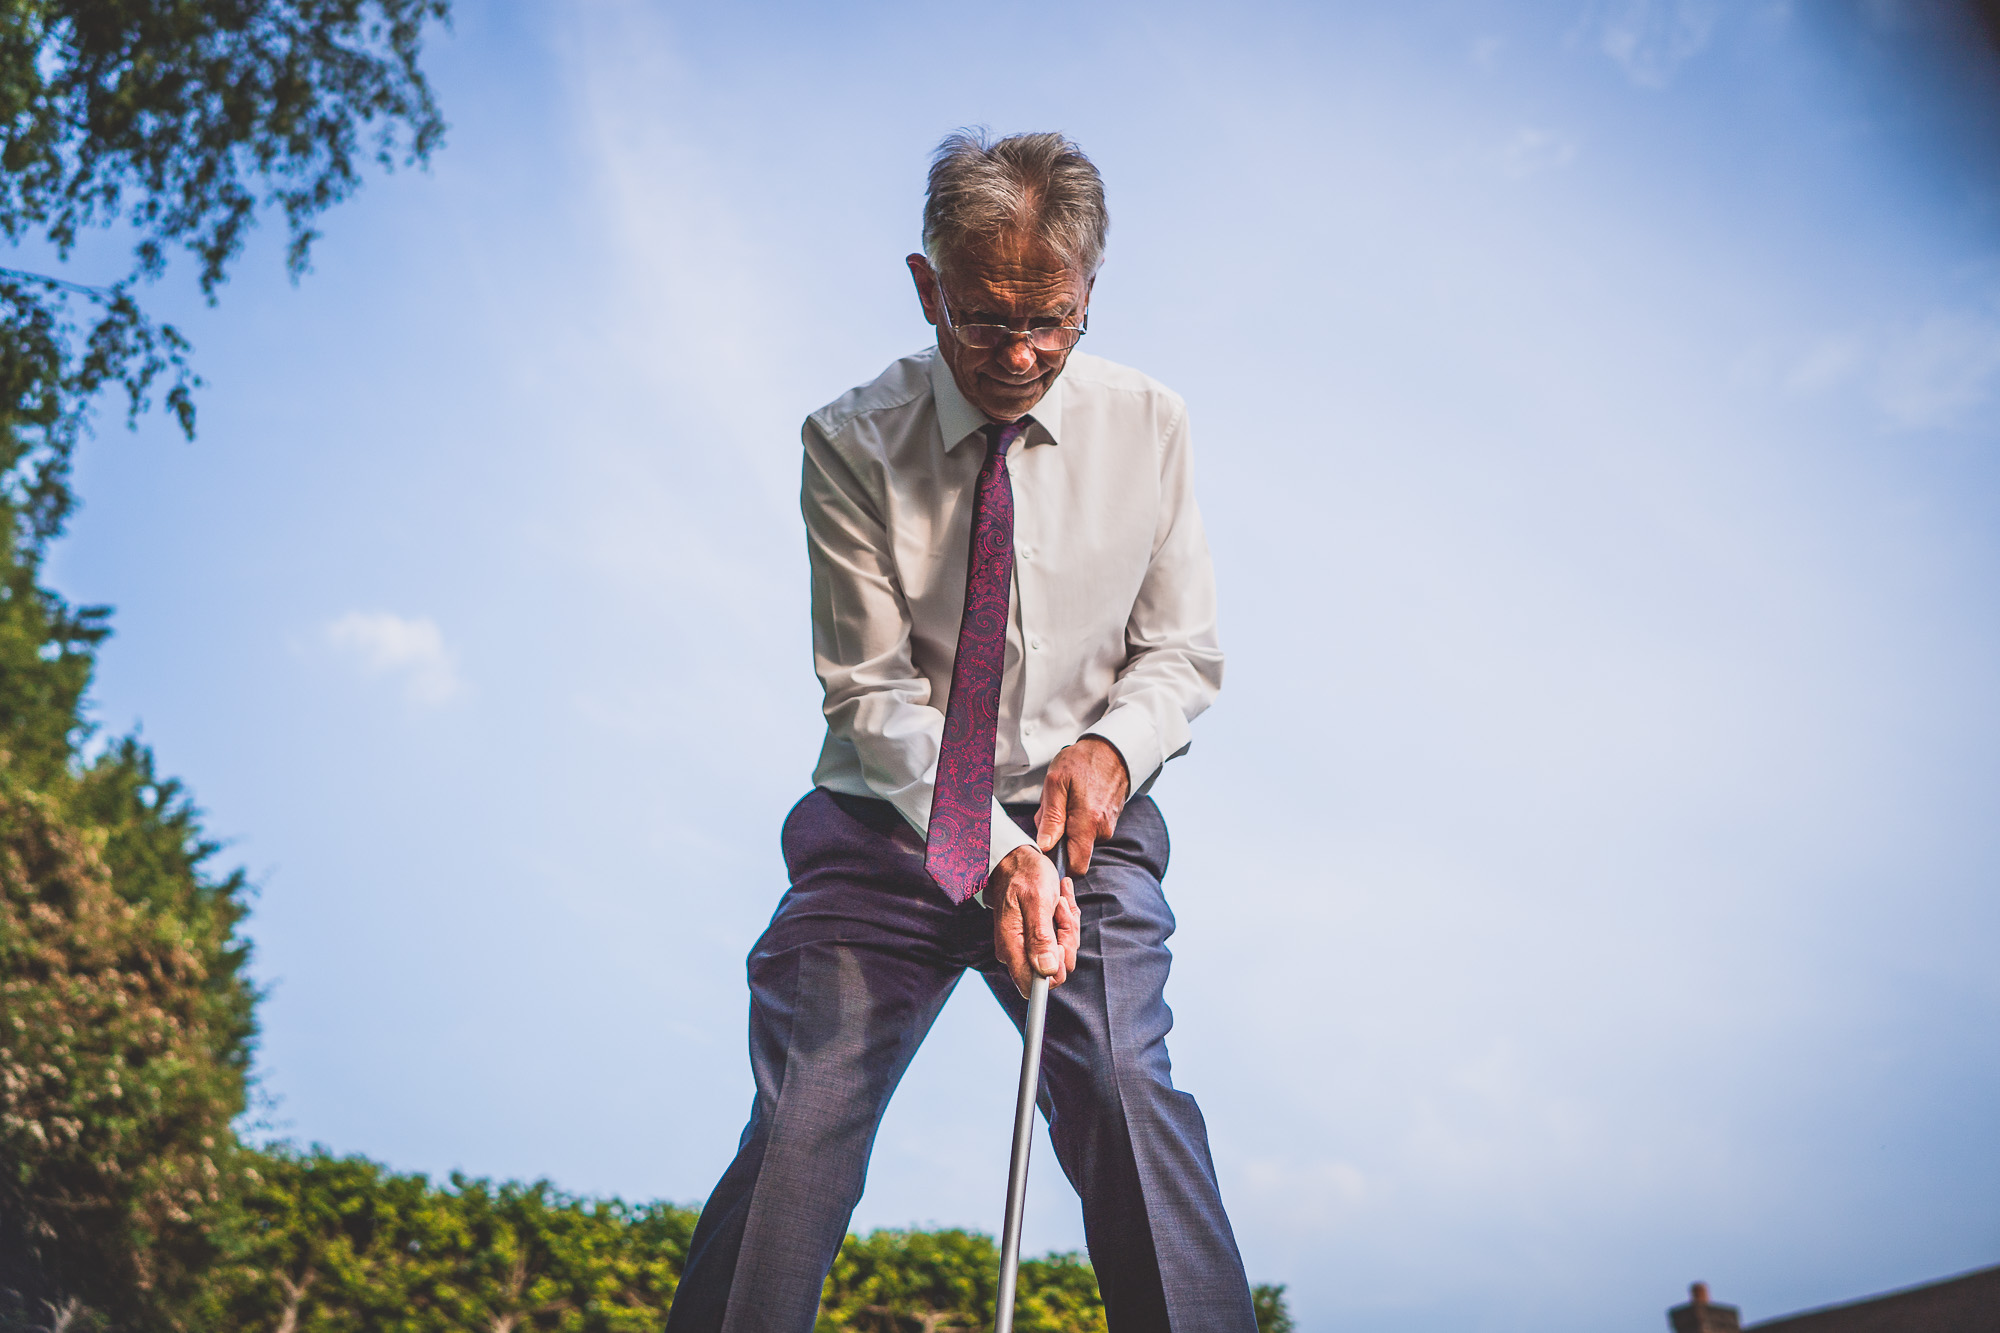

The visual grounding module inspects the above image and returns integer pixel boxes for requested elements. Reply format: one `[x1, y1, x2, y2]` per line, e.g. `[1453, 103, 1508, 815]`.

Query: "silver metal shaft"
[994, 970, 1050, 1333]
[995, 847, 1063, 1333]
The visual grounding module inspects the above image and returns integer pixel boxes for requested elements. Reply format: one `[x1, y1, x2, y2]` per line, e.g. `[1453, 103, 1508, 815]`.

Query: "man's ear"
[907, 254, 940, 326]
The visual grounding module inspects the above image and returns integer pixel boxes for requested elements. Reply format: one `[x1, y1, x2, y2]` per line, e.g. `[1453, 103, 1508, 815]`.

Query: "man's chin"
[977, 377, 1047, 420]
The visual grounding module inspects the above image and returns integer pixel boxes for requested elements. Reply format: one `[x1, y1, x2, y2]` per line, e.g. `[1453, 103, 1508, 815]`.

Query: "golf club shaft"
[995, 847, 1063, 1333]
[995, 971, 1049, 1333]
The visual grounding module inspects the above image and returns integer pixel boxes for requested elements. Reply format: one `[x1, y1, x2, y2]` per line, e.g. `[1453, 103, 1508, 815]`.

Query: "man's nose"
[996, 335, 1039, 376]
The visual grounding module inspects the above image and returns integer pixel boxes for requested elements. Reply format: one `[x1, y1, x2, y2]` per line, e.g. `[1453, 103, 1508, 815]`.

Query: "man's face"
[907, 230, 1092, 424]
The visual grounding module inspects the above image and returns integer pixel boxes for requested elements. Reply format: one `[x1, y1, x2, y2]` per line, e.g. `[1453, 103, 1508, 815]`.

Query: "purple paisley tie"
[925, 421, 1024, 903]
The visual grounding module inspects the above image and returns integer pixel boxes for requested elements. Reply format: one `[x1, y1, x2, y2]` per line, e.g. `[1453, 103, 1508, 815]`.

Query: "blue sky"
[40, 2, 2000, 1329]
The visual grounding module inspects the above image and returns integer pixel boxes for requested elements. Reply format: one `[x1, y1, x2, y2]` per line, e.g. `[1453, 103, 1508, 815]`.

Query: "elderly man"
[665, 131, 1255, 1333]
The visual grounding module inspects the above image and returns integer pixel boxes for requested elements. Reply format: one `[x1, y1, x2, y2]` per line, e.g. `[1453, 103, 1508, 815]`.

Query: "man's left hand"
[1035, 737, 1130, 876]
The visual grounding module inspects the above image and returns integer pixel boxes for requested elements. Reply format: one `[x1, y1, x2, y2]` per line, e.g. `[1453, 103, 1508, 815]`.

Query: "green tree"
[1, 0, 450, 554]
[817, 1227, 996, 1333]
[0, 756, 248, 1328]
[815, 1228, 1115, 1333]
[164, 1148, 1293, 1333]
[602, 1201, 696, 1328]
[428, 1177, 620, 1333]
[1252, 1283, 1296, 1333]
[1009, 1252, 1108, 1333]
[0, 3, 450, 1324]
[0, 486, 258, 1326]
[401, 1172, 691, 1333]
[194, 1147, 456, 1333]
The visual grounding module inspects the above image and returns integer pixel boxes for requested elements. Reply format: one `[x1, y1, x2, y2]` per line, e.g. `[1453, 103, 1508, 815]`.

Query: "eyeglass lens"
[952, 324, 1084, 351]
[937, 286, 1085, 351]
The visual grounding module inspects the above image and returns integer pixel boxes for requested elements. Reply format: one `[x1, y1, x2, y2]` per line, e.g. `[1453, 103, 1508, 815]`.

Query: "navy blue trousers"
[664, 789, 1256, 1333]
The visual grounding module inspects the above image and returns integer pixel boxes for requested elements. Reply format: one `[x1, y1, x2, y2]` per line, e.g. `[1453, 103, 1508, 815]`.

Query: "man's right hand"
[990, 844, 1081, 997]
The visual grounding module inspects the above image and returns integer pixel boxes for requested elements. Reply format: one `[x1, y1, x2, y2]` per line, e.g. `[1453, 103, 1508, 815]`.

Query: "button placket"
[1012, 462, 1040, 761]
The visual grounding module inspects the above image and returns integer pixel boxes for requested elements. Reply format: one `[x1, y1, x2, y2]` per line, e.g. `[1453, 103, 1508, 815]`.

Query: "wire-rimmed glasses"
[937, 287, 1087, 352]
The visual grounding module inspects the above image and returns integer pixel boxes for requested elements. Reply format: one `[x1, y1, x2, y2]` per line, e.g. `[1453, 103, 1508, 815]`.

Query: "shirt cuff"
[974, 800, 1038, 908]
[1081, 707, 1161, 795]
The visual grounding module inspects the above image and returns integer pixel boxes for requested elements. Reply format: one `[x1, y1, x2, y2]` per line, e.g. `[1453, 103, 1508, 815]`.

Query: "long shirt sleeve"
[1076, 397, 1223, 795]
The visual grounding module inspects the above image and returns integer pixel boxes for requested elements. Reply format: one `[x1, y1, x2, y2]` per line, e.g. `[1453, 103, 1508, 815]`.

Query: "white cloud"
[323, 611, 463, 706]
[1591, 0, 1721, 88]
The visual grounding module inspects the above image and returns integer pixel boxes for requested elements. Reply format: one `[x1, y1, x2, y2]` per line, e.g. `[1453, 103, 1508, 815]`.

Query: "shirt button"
[1020, 546, 1033, 560]
[1030, 637, 1043, 650]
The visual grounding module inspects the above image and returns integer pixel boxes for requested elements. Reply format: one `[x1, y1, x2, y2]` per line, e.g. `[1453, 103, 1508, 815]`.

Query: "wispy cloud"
[1494, 127, 1578, 178]
[1782, 332, 1868, 394]
[1590, 0, 1721, 88]
[323, 611, 463, 706]
[1739, 307, 2000, 430]
[1876, 309, 2000, 429]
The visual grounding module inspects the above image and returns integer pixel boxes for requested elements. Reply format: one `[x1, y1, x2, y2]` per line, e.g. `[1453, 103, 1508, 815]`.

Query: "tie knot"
[981, 420, 1026, 455]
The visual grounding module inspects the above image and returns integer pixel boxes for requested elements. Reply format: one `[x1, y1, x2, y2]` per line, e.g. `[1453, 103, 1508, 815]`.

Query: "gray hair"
[922, 129, 1109, 280]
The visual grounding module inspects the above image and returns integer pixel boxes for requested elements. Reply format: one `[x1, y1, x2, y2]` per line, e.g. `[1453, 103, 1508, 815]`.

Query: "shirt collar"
[929, 345, 1065, 452]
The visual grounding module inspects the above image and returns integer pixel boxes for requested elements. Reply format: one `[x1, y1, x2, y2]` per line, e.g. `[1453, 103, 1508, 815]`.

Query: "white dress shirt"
[803, 346, 1224, 875]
